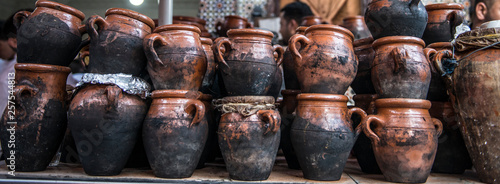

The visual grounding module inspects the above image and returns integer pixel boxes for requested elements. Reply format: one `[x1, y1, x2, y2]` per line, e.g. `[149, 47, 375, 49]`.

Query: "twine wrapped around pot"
[213, 96, 276, 116]
[454, 28, 500, 52]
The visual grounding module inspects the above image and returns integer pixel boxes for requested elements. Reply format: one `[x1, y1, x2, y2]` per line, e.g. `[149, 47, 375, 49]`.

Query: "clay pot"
[279, 89, 301, 169]
[364, 0, 428, 39]
[362, 98, 443, 183]
[86, 8, 155, 76]
[68, 84, 148, 175]
[351, 94, 381, 174]
[289, 24, 357, 94]
[283, 26, 307, 90]
[300, 16, 323, 26]
[422, 3, 464, 45]
[200, 37, 216, 94]
[341, 16, 371, 40]
[214, 29, 284, 98]
[196, 93, 216, 168]
[144, 24, 207, 91]
[143, 90, 207, 178]
[426, 42, 452, 101]
[291, 94, 367, 181]
[173, 16, 211, 38]
[215, 15, 253, 37]
[429, 101, 472, 174]
[217, 96, 280, 181]
[0, 63, 70, 171]
[351, 37, 376, 94]
[371, 36, 433, 99]
[14, 0, 86, 66]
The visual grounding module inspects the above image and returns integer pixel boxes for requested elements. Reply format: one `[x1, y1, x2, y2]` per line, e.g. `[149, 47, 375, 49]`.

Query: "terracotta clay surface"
[362, 98, 443, 183]
[215, 15, 252, 37]
[341, 16, 371, 40]
[352, 37, 376, 94]
[173, 16, 212, 38]
[300, 16, 323, 26]
[422, 3, 464, 45]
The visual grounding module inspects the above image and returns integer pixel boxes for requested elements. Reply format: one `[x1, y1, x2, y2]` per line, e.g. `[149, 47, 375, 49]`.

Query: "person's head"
[0, 20, 15, 61]
[279, 2, 313, 45]
[471, 0, 500, 28]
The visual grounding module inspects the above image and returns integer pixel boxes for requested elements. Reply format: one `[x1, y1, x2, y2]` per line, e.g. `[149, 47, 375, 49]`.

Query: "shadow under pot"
[143, 90, 207, 178]
[68, 84, 148, 176]
[213, 28, 284, 98]
[14, 0, 86, 66]
[371, 36, 433, 99]
[215, 15, 253, 37]
[291, 93, 367, 181]
[422, 3, 464, 45]
[86, 8, 155, 76]
[144, 24, 207, 91]
[0, 63, 70, 172]
[216, 96, 281, 181]
[362, 98, 443, 183]
[351, 37, 376, 94]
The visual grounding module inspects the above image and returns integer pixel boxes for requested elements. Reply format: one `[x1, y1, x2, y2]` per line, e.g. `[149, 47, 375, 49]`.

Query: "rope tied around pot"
[213, 96, 276, 116]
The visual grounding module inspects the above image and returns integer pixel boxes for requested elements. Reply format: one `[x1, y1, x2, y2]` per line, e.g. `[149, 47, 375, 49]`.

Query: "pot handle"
[79, 45, 90, 70]
[86, 15, 108, 40]
[213, 37, 232, 68]
[144, 33, 168, 66]
[431, 49, 456, 97]
[258, 110, 281, 135]
[348, 107, 367, 137]
[13, 11, 31, 29]
[362, 115, 383, 145]
[289, 34, 310, 67]
[273, 45, 284, 66]
[391, 47, 409, 73]
[424, 48, 438, 73]
[105, 85, 121, 112]
[13, 84, 39, 119]
[432, 118, 443, 137]
[185, 99, 206, 127]
[448, 10, 465, 36]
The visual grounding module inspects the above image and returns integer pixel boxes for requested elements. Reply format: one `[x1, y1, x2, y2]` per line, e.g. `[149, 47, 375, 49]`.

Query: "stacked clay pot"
[422, 3, 465, 45]
[173, 16, 212, 39]
[215, 15, 253, 37]
[341, 16, 371, 40]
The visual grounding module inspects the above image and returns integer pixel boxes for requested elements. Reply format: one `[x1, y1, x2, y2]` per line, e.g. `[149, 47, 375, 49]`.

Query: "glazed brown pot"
[144, 24, 207, 91]
[279, 89, 301, 169]
[300, 16, 323, 26]
[200, 37, 216, 94]
[362, 98, 443, 183]
[341, 16, 371, 40]
[86, 8, 155, 76]
[371, 36, 433, 99]
[68, 84, 148, 176]
[0, 63, 70, 172]
[429, 101, 472, 174]
[14, 0, 86, 66]
[215, 15, 253, 37]
[143, 90, 207, 178]
[422, 3, 464, 45]
[351, 37, 376, 94]
[291, 93, 367, 181]
[426, 42, 452, 101]
[289, 24, 357, 94]
[283, 26, 307, 90]
[214, 29, 284, 98]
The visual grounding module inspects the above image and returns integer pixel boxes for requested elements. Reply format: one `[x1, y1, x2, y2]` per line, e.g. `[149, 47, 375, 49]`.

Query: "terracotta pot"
[143, 90, 207, 178]
[279, 89, 301, 170]
[371, 36, 432, 99]
[144, 24, 207, 91]
[362, 98, 443, 183]
[196, 93, 216, 169]
[86, 8, 155, 76]
[429, 101, 472, 174]
[0, 63, 70, 171]
[351, 94, 381, 174]
[215, 15, 253, 37]
[14, 0, 86, 66]
[365, 0, 428, 39]
[68, 84, 148, 176]
[217, 96, 280, 181]
[351, 37, 376, 94]
[426, 42, 452, 101]
[200, 37, 216, 94]
[173, 16, 211, 38]
[283, 26, 307, 90]
[341, 16, 371, 40]
[289, 24, 357, 94]
[300, 16, 322, 26]
[214, 29, 284, 98]
[422, 3, 464, 45]
[291, 94, 367, 181]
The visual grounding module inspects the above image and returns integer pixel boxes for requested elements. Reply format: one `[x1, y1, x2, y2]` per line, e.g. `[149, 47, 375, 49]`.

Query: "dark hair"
[0, 20, 6, 40]
[280, 1, 314, 24]
[2, 8, 34, 39]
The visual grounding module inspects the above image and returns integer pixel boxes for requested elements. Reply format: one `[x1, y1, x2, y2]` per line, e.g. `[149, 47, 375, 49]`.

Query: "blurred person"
[279, 1, 314, 45]
[0, 19, 16, 115]
[470, 0, 500, 29]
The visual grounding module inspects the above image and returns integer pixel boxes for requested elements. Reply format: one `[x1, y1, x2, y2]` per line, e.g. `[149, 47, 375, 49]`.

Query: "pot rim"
[36, 0, 85, 20]
[375, 98, 431, 109]
[342, 15, 364, 22]
[281, 89, 301, 95]
[425, 3, 464, 11]
[173, 15, 206, 25]
[227, 28, 274, 39]
[297, 93, 348, 102]
[426, 42, 452, 50]
[198, 93, 213, 101]
[200, 37, 213, 45]
[151, 90, 199, 99]
[353, 94, 378, 101]
[302, 15, 322, 20]
[154, 24, 201, 34]
[305, 24, 355, 41]
[354, 36, 374, 48]
[372, 36, 425, 49]
[105, 8, 155, 29]
[295, 26, 308, 35]
[224, 15, 248, 21]
[14, 63, 71, 73]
